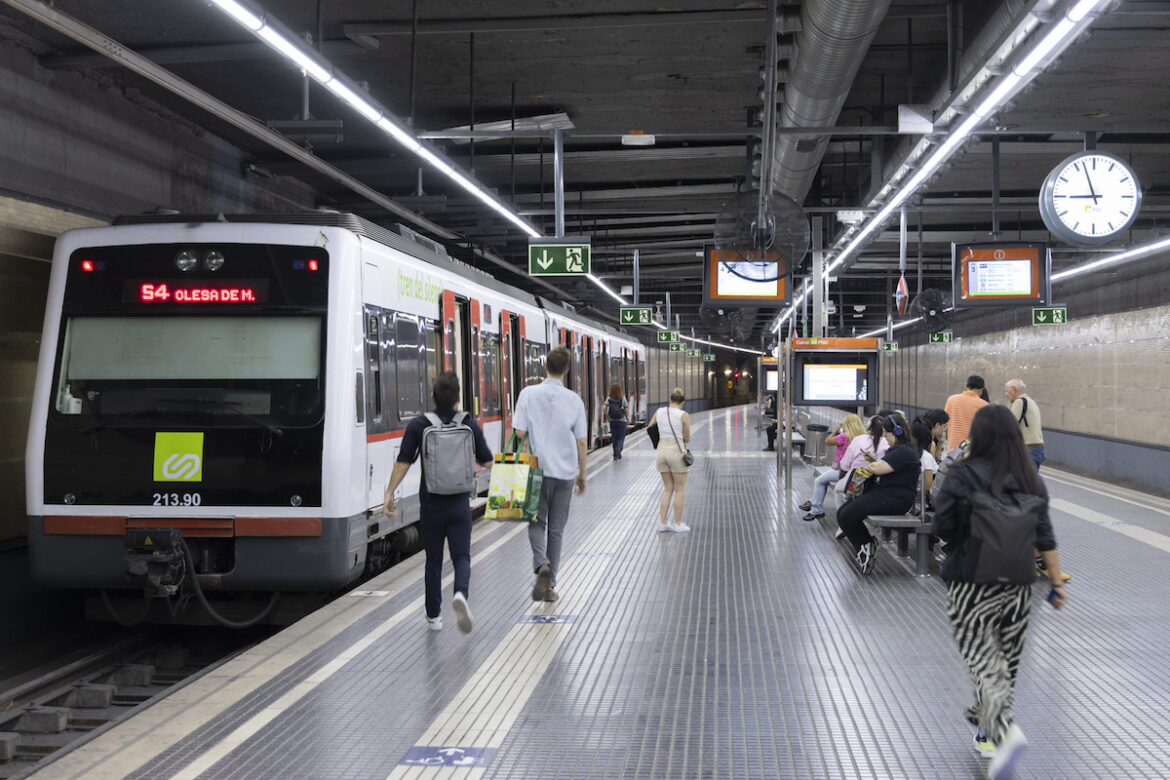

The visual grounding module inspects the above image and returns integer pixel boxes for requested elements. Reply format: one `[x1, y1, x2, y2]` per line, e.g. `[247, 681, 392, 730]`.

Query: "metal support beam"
[553, 129, 566, 238]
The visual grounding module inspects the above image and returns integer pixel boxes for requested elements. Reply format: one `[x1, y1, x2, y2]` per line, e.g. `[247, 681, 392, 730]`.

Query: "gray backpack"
[421, 412, 475, 495]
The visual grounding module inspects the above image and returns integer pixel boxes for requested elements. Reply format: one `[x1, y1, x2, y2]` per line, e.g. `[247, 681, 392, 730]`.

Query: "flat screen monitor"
[793, 352, 877, 407]
[702, 247, 790, 306]
[953, 242, 1050, 307]
[765, 369, 778, 392]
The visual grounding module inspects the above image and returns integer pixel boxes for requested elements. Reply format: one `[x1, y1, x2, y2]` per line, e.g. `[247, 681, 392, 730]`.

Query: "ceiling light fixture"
[205, 0, 540, 239]
[771, 0, 1113, 334]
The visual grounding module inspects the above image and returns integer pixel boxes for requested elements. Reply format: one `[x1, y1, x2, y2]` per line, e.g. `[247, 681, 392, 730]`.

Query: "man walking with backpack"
[383, 372, 493, 633]
[606, 383, 628, 460]
[512, 345, 588, 603]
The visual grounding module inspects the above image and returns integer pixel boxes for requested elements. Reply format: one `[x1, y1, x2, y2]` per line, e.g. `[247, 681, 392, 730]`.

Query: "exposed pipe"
[770, 0, 894, 203]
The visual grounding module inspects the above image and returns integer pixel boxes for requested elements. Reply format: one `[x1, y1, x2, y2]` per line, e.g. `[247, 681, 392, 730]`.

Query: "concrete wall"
[878, 247, 1170, 495]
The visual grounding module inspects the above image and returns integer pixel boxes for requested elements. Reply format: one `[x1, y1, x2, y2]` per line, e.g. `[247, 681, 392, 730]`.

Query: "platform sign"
[619, 306, 653, 325]
[881, 341, 899, 352]
[527, 238, 590, 276]
[703, 353, 716, 362]
[657, 330, 680, 343]
[929, 331, 954, 343]
[669, 342, 685, 352]
[1032, 306, 1067, 325]
[686, 348, 701, 357]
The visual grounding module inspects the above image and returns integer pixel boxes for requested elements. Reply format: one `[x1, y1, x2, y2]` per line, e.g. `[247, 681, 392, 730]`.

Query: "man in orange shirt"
[943, 375, 988, 450]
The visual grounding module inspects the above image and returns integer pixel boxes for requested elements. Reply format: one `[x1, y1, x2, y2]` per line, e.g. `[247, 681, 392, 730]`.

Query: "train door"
[598, 339, 608, 443]
[582, 334, 594, 445]
[441, 290, 475, 414]
[500, 309, 522, 449]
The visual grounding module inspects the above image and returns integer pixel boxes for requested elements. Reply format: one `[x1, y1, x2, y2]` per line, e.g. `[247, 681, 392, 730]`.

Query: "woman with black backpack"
[606, 383, 629, 460]
[934, 404, 1067, 780]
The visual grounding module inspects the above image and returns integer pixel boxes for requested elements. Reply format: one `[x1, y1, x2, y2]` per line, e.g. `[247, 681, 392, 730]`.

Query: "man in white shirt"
[512, 345, 587, 603]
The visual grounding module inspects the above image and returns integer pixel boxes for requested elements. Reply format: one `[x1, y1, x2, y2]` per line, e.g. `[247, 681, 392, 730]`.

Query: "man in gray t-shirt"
[512, 345, 587, 603]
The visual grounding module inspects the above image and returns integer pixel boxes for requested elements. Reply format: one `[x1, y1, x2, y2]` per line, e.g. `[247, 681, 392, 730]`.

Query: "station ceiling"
[5, 0, 1170, 346]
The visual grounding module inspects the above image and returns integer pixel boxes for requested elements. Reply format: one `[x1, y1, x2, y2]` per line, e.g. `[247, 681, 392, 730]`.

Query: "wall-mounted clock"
[1038, 151, 1141, 246]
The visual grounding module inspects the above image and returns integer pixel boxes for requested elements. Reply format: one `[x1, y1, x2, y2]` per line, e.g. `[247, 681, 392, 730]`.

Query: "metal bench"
[867, 514, 935, 577]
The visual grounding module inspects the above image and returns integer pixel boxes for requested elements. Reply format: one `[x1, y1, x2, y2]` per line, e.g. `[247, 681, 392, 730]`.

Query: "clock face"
[1039, 152, 1142, 246]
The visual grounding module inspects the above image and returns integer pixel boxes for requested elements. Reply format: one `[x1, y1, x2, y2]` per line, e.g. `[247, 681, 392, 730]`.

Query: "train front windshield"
[49, 242, 330, 431]
[54, 315, 323, 426]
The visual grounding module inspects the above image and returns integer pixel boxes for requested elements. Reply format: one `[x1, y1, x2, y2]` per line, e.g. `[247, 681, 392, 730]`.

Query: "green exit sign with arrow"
[619, 306, 653, 325]
[881, 341, 899, 352]
[656, 331, 680, 343]
[929, 331, 954, 343]
[1032, 306, 1067, 325]
[527, 238, 591, 276]
[669, 343, 686, 352]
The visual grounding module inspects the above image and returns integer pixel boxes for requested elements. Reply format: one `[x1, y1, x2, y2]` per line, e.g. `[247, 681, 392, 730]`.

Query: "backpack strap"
[1018, 397, 1029, 427]
[423, 412, 442, 428]
[452, 411, 468, 425]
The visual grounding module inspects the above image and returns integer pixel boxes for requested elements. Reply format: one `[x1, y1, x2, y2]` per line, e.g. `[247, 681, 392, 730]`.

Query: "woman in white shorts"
[650, 387, 691, 532]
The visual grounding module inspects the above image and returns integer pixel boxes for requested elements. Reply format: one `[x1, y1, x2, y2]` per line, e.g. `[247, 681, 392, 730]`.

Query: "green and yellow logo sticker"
[153, 432, 204, 482]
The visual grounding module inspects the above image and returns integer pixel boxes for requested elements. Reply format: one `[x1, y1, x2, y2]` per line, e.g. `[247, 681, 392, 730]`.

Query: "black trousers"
[836, 489, 914, 548]
[421, 501, 472, 619]
[765, 422, 777, 448]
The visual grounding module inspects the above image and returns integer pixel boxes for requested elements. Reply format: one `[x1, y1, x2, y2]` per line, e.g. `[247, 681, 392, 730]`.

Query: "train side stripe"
[235, 517, 322, 537]
[44, 516, 126, 535]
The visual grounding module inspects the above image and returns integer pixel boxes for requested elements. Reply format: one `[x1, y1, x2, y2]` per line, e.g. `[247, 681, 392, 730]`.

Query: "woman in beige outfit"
[650, 388, 691, 532]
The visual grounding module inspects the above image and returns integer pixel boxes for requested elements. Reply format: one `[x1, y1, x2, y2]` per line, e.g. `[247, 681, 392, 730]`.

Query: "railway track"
[0, 625, 272, 778]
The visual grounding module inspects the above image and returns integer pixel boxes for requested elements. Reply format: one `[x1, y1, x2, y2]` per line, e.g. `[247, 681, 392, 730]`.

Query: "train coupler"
[124, 528, 187, 598]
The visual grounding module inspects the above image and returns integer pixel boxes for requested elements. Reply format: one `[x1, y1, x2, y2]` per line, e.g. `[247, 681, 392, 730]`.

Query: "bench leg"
[915, 533, 931, 577]
[895, 529, 910, 557]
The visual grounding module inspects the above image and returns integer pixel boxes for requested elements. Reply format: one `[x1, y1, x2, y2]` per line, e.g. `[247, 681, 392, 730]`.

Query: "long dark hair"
[864, 415, 885, 450]
[965, 405, 1040, 497]
[877, 410, 916, 450]
[910, 418, 934, 455]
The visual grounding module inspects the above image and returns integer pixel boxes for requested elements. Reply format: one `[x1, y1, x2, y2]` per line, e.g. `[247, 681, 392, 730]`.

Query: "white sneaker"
[426, 615, 443, 631]
[671, 523, 691, 533]
[987, 723, 1027, 780]
[452, 592, 473, 634]
[657, 523, 671, 533]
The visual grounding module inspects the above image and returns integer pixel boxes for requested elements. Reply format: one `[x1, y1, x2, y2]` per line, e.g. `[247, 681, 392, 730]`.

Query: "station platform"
[27, 405, 1170, 779]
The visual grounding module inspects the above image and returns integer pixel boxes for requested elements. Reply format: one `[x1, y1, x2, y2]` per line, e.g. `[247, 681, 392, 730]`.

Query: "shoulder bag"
[666, 409, 694, 466]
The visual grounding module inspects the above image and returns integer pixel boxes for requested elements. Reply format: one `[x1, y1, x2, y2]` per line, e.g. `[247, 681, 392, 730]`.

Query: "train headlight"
[175, 250, 199, 271]
[290, 495, 303, 507]
[203, 250, 225, 271]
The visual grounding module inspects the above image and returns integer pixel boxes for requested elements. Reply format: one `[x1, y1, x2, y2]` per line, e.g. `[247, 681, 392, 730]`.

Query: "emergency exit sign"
[619, 307, 653, 325]
[657, 331, 680, 343]
[527, 238, 591, 276]
[1032, 306, 1067, 325]
[929, 331, 953, 343]
[669, 343, 685, 352]
[703, 354, 716, 362]
[881, 341, 899, 352]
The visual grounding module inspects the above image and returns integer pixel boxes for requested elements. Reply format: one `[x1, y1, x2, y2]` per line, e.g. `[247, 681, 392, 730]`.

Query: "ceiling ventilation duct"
[770, 0, 893, 203]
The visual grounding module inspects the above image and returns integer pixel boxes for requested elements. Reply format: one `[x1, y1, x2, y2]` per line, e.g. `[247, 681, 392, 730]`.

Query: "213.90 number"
[152, 492, 202, 506]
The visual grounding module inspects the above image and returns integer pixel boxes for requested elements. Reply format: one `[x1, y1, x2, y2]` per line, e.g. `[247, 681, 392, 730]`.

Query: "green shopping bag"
[485, 433, 544, 522]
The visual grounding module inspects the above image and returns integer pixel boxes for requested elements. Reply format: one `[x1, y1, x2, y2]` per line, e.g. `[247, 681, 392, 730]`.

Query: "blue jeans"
[421, 501, 472, 619]
[808, 468, 840, 513]
[529, 476, 574, 588]
[611, 419, 627, 456]
[1028, 445, 1045, 471]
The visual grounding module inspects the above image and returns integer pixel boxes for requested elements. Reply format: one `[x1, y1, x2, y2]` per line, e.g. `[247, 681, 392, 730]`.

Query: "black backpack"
[607, 397, 625, 421]
[966, 489, 1043, 584]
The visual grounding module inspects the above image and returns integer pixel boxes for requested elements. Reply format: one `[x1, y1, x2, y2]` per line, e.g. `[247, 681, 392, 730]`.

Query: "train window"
[366, 311, 382, 422]
[481, 333, 500, 417]
[424, 322, 441, 389]
[525, 341, 545, 386]
[355, 372, 365, 424]
[395, 314, 424, 419]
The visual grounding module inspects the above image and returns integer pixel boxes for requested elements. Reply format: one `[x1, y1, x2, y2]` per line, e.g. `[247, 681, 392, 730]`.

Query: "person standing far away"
[932, 405, 1067, 780]
[943, 375, 989, 451]
[512, 345, 587, 604]
[606, 382, 629, 461]
[382, 372, 493, 633]
[762, 391, 779, 451]
[649, 388, 692, 532]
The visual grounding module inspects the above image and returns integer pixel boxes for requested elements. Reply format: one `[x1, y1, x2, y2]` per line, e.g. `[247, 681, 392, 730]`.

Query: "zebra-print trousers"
[945, 580, 1031, 744]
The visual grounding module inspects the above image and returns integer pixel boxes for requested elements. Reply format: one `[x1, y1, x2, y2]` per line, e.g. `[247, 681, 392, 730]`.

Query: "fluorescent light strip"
[649, 320, 762, 355]
[206, 0, 540, 240]
[586, 273, 627, 305]
[1051, 233, 1170, 281]
[772, 0, 1112, 335]
[859, 317, 923, 339]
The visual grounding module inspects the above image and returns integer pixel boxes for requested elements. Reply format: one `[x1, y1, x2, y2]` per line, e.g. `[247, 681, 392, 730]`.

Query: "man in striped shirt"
[943, 375, 988, 450]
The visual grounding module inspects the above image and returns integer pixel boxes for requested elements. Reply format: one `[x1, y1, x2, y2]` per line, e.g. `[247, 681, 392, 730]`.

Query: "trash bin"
[805, 423, 830, 466]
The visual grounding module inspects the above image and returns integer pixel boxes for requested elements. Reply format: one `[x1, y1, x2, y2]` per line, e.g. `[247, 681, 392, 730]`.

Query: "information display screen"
[765, 369, 778, 392]
[953, 242, 1049, 307]
[792, 351, 877, 408]
[802, 364, 868, 402]
[126, 280, 270, 304]
[703, 248, 790, 306]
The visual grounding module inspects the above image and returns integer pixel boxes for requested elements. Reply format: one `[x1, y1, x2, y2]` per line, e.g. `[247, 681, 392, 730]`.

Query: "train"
[24, 213, 713, 626]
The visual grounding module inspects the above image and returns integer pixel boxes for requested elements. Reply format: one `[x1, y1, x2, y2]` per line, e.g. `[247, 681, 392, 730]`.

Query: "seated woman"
[911, 417, 940, 513]
[799, 413, 866, 521]
[920, 408, 950, 461]
[835, 412, 922, 574]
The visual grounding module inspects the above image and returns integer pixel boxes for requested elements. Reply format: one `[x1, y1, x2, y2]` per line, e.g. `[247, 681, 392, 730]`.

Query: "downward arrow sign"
[536, 251, 554, 270]
[1038, 312, 1048, 322]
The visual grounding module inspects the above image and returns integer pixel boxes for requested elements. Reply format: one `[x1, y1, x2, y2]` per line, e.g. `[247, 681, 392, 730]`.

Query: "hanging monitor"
[952, 242, 1051, 307]
[702, 248, 791, 306]
[790, 338, 879, 409]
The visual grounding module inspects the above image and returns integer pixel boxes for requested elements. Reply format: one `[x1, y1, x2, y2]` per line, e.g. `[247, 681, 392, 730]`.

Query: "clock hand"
[1081, 165, 1099, 204]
